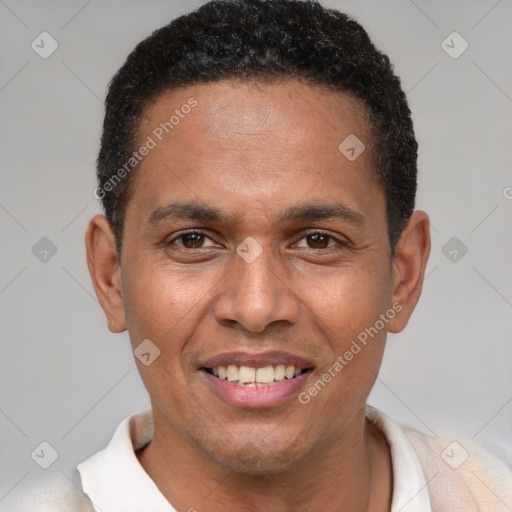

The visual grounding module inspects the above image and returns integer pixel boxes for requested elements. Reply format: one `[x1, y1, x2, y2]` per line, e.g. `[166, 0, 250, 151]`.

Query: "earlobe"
[85, 215, 127, 333]
[388, 211, 431, 333]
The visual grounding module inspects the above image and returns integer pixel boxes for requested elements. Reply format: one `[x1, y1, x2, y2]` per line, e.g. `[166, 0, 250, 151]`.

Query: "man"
[6, 0, 511, 510]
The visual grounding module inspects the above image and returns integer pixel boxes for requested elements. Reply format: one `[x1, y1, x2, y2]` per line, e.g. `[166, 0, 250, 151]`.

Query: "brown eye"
[306, 233, 331, 249]
[180, 233, 205, 248]
[166, 230, 219, 250]
[295, 231, 345, 251]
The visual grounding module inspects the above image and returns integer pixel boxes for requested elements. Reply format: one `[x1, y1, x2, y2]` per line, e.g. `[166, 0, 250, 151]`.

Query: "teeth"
[239, 365, 256, 383]
[274, 364, 285, 381]
[256, 366, 275, 383]
[209, 364, 304, 385]
[226, 364, 239, 382]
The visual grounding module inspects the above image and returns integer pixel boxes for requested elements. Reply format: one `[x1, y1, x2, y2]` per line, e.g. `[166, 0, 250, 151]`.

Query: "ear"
[388, 210, 431, 333]
[85, 215, 127, 333]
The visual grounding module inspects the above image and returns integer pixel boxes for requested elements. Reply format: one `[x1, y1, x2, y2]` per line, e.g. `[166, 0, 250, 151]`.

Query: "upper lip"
[201, 351, 315, 370]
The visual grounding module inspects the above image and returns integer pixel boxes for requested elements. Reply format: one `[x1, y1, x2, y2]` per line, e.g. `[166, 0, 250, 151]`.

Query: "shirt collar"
[78, 406, 432, 512]
[366, 406, 432, 512]
[77, 409, 175, 511]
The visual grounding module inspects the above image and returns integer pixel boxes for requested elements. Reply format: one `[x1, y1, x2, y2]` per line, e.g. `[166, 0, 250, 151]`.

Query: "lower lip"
[200, 369, 312, 409]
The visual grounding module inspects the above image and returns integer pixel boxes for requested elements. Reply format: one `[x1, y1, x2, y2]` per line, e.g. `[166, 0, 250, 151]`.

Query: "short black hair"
[96, 0, 417, 258]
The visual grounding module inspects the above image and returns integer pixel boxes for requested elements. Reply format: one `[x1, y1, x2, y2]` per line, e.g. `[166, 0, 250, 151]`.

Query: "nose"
[213, 245, 301, 333]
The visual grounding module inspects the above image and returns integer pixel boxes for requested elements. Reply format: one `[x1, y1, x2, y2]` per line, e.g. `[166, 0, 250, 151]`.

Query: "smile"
[204, 364, 309, 387]
[199, 352, 315, 408]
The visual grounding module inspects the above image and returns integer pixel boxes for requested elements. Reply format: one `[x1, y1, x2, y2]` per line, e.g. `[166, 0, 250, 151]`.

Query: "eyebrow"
[146, 200, 365, 228]
[147, 202, 224, 226]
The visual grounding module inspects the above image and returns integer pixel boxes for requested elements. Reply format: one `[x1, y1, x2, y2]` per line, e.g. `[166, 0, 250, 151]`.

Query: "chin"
[212, 446, 305, 475]
[193, 427, 310, 475]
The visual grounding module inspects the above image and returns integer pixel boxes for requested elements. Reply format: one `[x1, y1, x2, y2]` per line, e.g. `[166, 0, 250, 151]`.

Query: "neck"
[136, 406, 392, 512]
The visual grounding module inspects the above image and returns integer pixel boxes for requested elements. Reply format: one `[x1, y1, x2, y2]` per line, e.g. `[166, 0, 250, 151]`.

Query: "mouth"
[202, 364, 314, 387]
[199, 352, 315, 408]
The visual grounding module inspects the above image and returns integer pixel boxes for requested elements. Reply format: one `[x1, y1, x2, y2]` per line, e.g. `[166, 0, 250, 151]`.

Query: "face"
[87, 79, 429, 474]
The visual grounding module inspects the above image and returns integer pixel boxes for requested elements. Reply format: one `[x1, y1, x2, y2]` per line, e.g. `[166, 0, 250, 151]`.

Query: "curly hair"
[96, 0, 417, 257]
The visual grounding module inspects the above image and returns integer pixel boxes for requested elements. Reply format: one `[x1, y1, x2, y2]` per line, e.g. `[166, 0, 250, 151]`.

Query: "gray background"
[1, 0, 511, 501]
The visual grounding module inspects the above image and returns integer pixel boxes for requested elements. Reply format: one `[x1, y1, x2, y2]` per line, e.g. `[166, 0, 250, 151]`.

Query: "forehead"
[139, 78, 372, 154]
[127, 79, 383, 226]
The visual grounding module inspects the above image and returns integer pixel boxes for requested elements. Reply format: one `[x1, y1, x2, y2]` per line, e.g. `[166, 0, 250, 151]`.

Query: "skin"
[86, 79, 430, 511]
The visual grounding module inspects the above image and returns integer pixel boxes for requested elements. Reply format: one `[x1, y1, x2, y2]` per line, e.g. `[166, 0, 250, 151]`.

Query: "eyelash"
[166, 229, 346, 251]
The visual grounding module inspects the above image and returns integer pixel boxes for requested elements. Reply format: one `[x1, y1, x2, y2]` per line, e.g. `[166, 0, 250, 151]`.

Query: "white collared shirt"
[77, 406, 433, 512]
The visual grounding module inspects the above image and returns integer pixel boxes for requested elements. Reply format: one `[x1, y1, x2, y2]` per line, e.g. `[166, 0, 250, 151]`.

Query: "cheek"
[311, 259, 392, 340]
[305, 259, 392, 400]
[121, 262, 217, 351]
[120, 265, 212, 408]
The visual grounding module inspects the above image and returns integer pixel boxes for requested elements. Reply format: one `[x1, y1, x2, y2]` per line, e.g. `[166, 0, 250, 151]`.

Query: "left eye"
[171, 232, 217, 249]
[296, 232, 340, 249]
